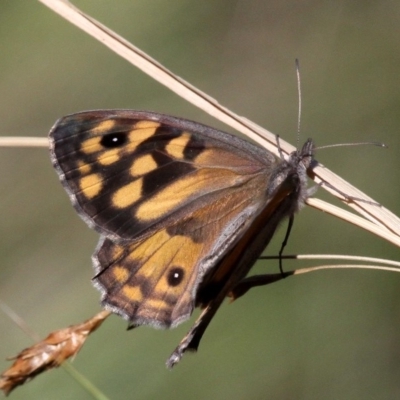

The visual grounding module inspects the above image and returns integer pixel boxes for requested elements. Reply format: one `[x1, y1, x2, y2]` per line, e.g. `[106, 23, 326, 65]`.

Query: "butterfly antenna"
[295, 59, 302, 150]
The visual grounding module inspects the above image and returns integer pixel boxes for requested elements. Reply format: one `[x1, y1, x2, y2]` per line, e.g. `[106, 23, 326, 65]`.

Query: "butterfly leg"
[278, 215, 295, 274]
[166, 284, 228, 368]
[229, 271, 293, 301]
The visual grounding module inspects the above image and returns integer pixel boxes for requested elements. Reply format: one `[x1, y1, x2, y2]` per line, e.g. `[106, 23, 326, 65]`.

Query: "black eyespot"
[100, 132, 128, 148]
[167, 267, 185, 287]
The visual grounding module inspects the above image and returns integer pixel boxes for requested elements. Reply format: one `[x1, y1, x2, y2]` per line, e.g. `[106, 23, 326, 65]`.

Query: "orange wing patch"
[130, 154, 158, 177]
[135, 167, 250, 221]
[79, 174, 103, 199]
[165, 132, 191, 159]
[112, 178, 143, 209]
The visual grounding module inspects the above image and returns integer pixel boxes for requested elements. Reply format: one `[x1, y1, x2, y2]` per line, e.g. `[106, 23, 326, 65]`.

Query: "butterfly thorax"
[266, 139, 313, 213]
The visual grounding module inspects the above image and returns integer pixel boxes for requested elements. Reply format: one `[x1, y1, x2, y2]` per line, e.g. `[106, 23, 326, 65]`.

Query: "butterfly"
[49, 109, 314, 367]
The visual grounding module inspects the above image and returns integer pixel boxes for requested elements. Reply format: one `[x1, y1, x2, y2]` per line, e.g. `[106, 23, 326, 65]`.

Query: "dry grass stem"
[0, 137, 48, 147]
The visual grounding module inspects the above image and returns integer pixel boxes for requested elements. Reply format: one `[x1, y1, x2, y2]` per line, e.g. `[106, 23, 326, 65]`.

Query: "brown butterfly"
[49, 110, 314, 367]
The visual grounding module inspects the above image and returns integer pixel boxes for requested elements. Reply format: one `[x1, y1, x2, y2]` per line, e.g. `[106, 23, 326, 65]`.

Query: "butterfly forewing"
[49, 110, 276, 243]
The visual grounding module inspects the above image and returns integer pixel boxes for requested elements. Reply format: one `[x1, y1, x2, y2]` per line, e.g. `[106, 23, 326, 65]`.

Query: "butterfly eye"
[167, 267, 185, 287]
[100, 132, 128, 148]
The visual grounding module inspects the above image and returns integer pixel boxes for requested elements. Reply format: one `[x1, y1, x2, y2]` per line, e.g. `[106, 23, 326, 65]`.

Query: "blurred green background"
[1, 1, 400, 399]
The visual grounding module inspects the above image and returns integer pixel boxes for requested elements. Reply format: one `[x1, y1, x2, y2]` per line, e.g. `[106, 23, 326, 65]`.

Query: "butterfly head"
[288, 138, 314, 171]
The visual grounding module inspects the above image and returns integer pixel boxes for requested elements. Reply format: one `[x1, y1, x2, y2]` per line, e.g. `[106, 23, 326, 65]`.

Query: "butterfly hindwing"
[92, 184, 269, 328]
